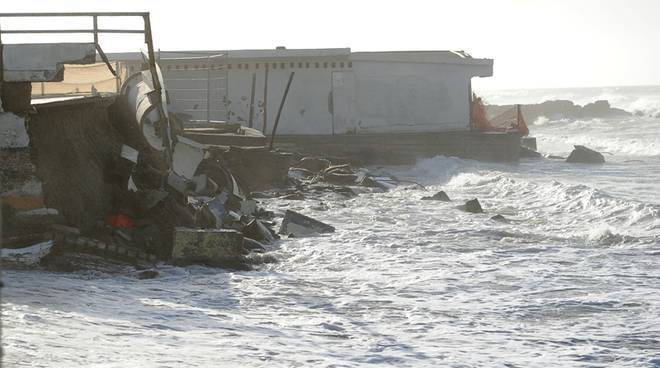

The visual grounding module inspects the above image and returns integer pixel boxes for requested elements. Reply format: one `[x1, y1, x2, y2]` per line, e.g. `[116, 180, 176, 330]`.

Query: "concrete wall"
[120, 50, 493, 136]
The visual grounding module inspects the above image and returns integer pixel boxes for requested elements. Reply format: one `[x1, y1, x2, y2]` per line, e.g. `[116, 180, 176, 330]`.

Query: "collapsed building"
[1, 12, 533, 272]
[0, 12, 291, 270]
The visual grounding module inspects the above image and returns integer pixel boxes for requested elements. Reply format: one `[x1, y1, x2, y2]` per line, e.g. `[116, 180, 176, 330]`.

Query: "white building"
[112, 48, 493, 136]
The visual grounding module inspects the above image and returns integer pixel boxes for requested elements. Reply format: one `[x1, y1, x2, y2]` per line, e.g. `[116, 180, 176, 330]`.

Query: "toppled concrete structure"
[1, 13, 291, 271]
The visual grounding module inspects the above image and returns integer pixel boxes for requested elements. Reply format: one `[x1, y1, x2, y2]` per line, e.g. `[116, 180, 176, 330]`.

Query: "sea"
[2, 85, 659, 367]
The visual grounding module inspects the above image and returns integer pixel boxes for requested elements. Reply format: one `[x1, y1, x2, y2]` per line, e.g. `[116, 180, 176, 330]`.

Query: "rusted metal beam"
[269, 71, 295, 150]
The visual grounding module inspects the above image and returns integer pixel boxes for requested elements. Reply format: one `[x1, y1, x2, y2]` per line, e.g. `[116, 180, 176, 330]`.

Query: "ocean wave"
[442, 171, 660, 235]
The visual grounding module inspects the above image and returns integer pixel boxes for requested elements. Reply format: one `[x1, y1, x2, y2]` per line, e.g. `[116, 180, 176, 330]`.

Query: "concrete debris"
[120, 144, 139, 164]
[0, 112, 29, 148]
[461, 198, 484, 213]
[566, 145, 605, 164]
[243, 219, 276, 243]
[171, 228, 251, 270]
[279, 210, 335, 237]
[0, 240, 54, 269]
[422, 191, 451, 201]
[295, 157, 331, 172]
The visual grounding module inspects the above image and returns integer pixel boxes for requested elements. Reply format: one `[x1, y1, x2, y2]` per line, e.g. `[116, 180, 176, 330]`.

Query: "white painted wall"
[131, 50, 494, 135]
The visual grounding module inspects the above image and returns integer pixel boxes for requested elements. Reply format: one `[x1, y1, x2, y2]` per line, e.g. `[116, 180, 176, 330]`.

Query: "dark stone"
[547, 155, 566, 160]
[462, 199, 483, 213]
[566, 145, 605, 164]
[421, 191, 451, 201]
[137, 269, 159, 279]
[490, 214, 508, 222]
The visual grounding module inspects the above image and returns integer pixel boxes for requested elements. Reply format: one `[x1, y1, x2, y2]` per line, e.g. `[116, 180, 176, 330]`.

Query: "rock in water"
[421, 191, 451, 201]
[278, 210, 335, 237]
[463, 199, 483, 213]
[137, 269, 159, 279]
[490, 214, 508, 222]
[566, 145, 605, 164]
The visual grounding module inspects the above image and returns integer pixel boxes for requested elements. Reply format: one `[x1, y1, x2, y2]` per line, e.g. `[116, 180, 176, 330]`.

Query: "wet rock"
[566, 145, 605, 164]
[547, 155, 566, 160]
[278, 210, 335, 237]
[421, 191, 451, 201]
[490, 214, 508, 222]
[295, 157, 330, 173]
[461, 198, 483, 213]
[137, 269, 159, 279]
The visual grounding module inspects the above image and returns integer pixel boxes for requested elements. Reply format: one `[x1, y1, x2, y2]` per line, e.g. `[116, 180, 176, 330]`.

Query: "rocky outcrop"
[486, 99, 631, 123]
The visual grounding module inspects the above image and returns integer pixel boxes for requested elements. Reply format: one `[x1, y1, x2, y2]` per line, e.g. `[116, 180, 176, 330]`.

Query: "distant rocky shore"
[486, 99, 633, 123]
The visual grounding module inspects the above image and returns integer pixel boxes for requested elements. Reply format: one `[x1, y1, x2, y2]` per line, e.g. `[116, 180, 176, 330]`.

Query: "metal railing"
[0, 12, 174, 160]
[0, 12, 155, 78]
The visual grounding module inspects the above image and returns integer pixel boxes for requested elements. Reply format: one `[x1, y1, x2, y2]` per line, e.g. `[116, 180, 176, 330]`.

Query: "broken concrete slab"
[243, 219, 276, 243]
[566, 145, 605, 164]
[278, 210, 335, 237]
[171, 227, 248, 269]
[2, 43, 96, 82]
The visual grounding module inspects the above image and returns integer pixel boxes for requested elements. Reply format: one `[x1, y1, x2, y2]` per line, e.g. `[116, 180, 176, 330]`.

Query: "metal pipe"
[262, 63, 269, 134]
[248, 73, 256, 128]
[269, 71, 295, 151]
[206, 56, 211, 123]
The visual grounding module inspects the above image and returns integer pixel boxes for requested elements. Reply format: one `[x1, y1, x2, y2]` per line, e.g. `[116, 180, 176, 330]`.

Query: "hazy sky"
[2, 0, 660, 90]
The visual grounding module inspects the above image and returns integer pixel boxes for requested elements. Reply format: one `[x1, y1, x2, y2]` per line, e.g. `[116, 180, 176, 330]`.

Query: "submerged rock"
[566, 145, 605, 164]
[421, 191, 451, 201]
[490, 214, 508, 222]
[137, 269, 159, 279]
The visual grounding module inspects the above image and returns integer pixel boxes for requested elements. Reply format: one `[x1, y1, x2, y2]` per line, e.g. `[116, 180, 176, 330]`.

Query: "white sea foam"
[3, 88, 660, 367]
